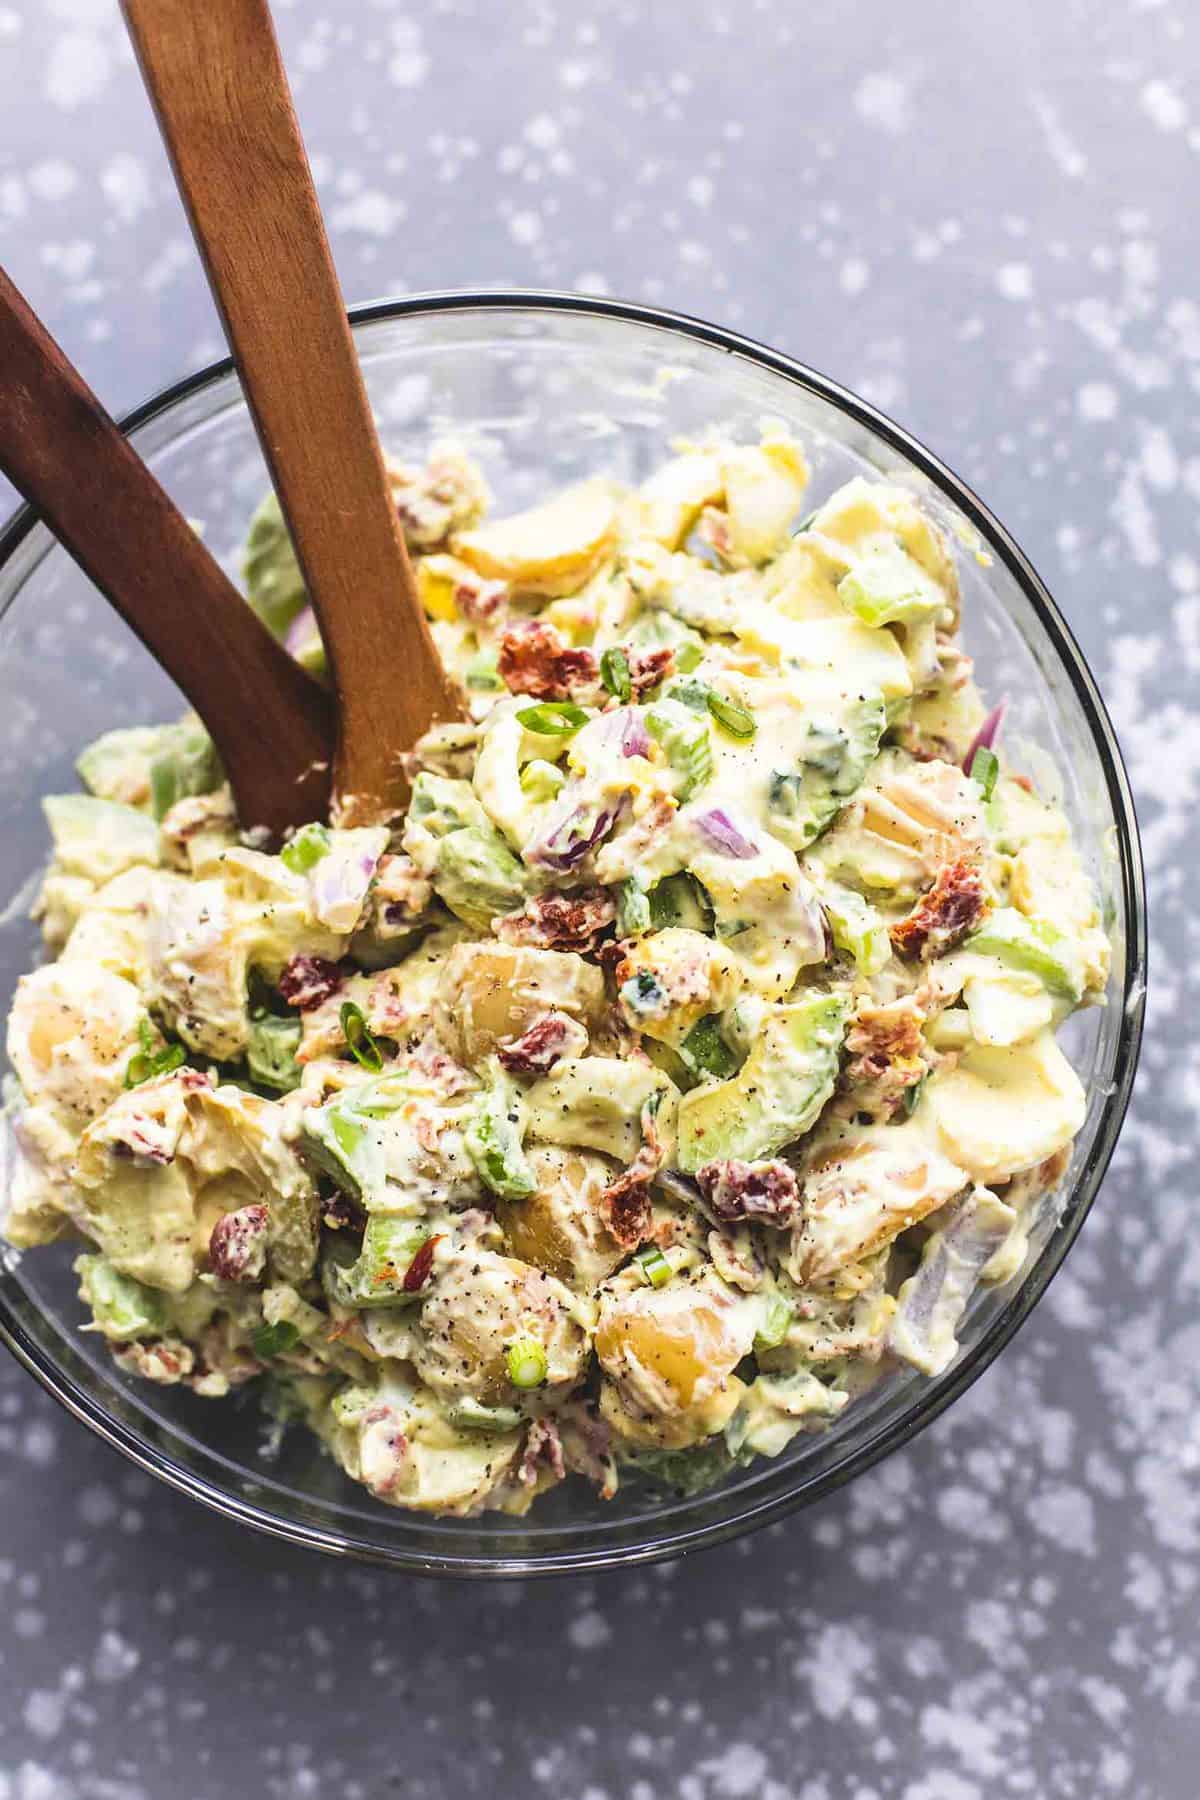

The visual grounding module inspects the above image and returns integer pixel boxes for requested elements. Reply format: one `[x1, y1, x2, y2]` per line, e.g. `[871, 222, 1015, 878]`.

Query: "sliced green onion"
[600, 645, 633, 702]
[634, 1245, 673, 1289]
[505, 1336, 548, 1389]
[754, 1293, 793, 1351]
[969, 744, 999, 801]
[252, 1319, 300, 1360]
[516, 701, 590, 737]
[280, 821, 331, 875]
[706, 692, 756, 740]
[340, 1001, 383, 1073]
[464, 648, 502, 691]
[679, 1014, 740, 1080]
[903, 1074, 927, 1117]
[674, 635, 705, 673]
[124, 1019, 186, 1089]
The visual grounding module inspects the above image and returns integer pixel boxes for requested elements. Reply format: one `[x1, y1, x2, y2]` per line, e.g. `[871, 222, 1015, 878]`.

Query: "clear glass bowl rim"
[0, 288, 1147, 1578]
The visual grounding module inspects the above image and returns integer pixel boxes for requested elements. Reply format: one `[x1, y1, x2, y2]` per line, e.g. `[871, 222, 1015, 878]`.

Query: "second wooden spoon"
[121, 0, 463, 827]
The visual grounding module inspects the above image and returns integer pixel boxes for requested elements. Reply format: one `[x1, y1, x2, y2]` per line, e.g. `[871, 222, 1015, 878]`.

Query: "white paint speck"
[45, 31, 110, 109]
[841, 258, 870, 296]
[853, 71, 911, 134]
[567, 1610, 611, 1651]
[995, 263, 1034, 301]
[1141, 78, 1187, 132]
[1078, 382, 1118, 421]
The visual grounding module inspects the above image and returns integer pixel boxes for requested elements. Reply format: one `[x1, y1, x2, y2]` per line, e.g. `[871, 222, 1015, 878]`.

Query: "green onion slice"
[124, 1019, 186, 1089]
[969, 744, 1000, 801]
[706, 692, 756, 740]
[600, 645, 633, 702]
[280, 821, 332, 875]
[516, 701, 590, 737]
[252, 1319, 300, 1360]
[340, 1001, 383, 1073]
[634, 1244, 673, 1289]
[505, 1336, 548, 1389]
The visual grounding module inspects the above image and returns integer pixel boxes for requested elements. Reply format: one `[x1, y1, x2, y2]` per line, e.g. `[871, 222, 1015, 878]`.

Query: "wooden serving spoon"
[0, 265, 334, 841]
[121, 0, 463, 827]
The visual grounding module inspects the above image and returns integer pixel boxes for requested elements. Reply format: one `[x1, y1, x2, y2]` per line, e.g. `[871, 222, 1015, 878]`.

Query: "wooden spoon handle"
[0, 264, 333, 840]
[121, 0, 463, 826]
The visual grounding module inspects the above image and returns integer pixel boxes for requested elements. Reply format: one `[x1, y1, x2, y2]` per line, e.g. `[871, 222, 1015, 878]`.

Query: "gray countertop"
[0, 2, 1193, 1795]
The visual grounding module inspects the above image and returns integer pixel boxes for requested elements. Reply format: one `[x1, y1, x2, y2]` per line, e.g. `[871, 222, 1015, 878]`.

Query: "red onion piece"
[694, 808, 759, 859]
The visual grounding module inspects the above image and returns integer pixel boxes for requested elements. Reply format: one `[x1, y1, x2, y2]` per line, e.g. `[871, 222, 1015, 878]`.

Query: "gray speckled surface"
[0, 1, 1191, 1795]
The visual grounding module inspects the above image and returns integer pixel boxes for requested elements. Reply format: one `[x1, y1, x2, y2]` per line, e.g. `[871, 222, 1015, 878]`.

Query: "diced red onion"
[962, 699, 1007, 774]
[619, 710, 651, 759]
[528, 794, 625, 871]
[694, 808, 759, 859]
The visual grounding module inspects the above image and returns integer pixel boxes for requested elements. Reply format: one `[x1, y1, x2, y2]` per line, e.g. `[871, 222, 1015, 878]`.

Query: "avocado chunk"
[43, 794, 160, 884]
[676, 991, 850, 1173]
[404, 772, 528, 930]
[246, 1014, 303, 1093]
[765, 696, 886, 850]
[75, 1252, 169, 1342]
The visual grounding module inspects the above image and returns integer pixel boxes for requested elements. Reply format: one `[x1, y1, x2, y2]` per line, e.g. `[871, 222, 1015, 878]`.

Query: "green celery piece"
[519, 759, 566, 803]
[449, 1398, 524, 1433]
[821, 881, 891, 976]
[352, 1216, 431, 1306]
[246, 1014, 303, 1093]
[837, 544, 945, 628]
[75, 1254, 168, 1342]
[616, 877, 652, 937]
[465, 1072, 536, 1201]
[627, 1439, 738, 1497]
[299, 1075, 408, 1201]
[645, 704, 714, 802]
[966, 907, 1083, 1001]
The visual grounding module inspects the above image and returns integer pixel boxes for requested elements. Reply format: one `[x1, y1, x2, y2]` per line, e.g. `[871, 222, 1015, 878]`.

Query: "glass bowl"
[0, 292, 1146, 1577]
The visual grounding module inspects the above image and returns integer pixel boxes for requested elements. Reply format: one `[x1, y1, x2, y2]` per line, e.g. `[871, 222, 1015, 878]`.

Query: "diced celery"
[449, 1398, 524, 1433]
[519, 759, 566, 803]
[837, 544, 946, 628]
[966, 907, 1083, 1001]
[645, 703, 714, 801]
[465, 1070, 536, 1200]
[821, 880, 891, 976]
[616, 877, 652, 937]
[75, 1253, 168, 1342]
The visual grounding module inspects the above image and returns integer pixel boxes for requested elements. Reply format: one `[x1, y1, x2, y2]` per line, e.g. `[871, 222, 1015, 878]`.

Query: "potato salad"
[3, 429, 1110, 1516]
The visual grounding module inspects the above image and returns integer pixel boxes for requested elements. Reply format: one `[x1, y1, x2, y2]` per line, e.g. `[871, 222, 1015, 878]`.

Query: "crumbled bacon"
[626, 645, 676, 700]
[595, 937, 631, 980]
[497, 619, 598, 700]
[111, 1337, 194, 1385]
[695, 1159, 801, 1228]
[843, 997, 928, 1117]
[519, 1417, 566, 1486]
[453, 572, 508, 625]
[208, 1203, 269, 1283]
[497, 1011, 586, 1078]
[279, 954, 346, 1010]
[401, 1234, 443, 1293]
[358, 1404, 410, 1499]
[496, 886, 616, 953]
[890, 857, 988, 961]
[601, 1170, 654, 1248]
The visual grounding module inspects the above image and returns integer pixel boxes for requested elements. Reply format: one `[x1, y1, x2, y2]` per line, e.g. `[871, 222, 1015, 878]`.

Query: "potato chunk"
[411, 1249, 588, 1403]
[496, 1145, 626, 1290]
[452, 479, 618, 598]
[595, 1270, 755, 1435]
[433, 941, 604, 1067]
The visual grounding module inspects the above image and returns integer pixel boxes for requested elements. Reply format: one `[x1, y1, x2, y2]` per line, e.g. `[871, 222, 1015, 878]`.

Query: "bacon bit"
[111, 1337, 195, 1385]
[626, 645, 676, 699]
[279, 955, 347, 1010]
[401, 1233, 444, 1293]
[890, 857, 989, 961]
[843, 997, 927, 1117]
[695, 1159, 801, 1228]
[595, 937, 631, 980]
[359, 1404, 410, 1499]
[601, 1170, 654, 1248]
[414, 1112, 445, 1155]
[453, 573, 508, 625]
[496, 886, 616, 953]
[208, 1203, 269, 1283]
[408, 1032, 474, 1095]
[497, 1012, 586, 1078]
[519, 1417, 566, 1487]
[497, 619, 598, 700]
